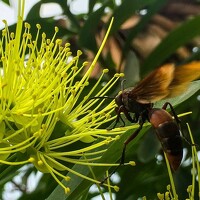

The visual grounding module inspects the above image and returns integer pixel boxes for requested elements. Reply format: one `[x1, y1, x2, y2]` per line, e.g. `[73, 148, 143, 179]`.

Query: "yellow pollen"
[55, 26, 59, 32]
[65, 187, 70, 194]
[166, 184, 171, 190]
[129, 161, 136, 166]
[165, 192, 169, 197]
[38, 160, 43, 166]
[115, 135, 120, 140]
[65, 176, 71, 181]
[10, 32, 14, 39]
[28, 157, 35, 163]
[83, 61, 89, 66]
[103, 69, 109, 73]
[114, 186, 120, 192]
[187, 185, 192, 193]
[36, 24, 41, 29]
[56, 39, 62, 45]
[157, 193, 164, 199]
[77, 50, 82, 56]
[2, 20, 7, 25]
[25, 22, 30, 28]
[114, 73, 121, 77]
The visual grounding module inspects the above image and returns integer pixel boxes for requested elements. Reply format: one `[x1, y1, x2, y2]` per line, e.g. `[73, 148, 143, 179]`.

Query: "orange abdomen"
[149, 108, 183, 171]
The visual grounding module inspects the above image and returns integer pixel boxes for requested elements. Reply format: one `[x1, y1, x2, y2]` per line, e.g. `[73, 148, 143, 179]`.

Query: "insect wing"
[129, 64, 175, 104]
[167, 61, 200, 98]
[129, 62, 200, 104]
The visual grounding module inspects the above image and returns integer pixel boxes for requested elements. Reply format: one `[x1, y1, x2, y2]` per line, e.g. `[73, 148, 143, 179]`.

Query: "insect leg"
[101, 121, 144, 184]
[162, 102, 181, 125]
[112, 106, 125, 128]
[113, 105, 135, 128]
[162, 102, 197, 147]
[120, 121, 144, 165]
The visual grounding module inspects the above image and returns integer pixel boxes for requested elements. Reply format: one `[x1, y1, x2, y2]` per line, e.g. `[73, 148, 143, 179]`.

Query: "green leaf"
[110, 0, 158, 34]
[0, 160, 21, 186]
[79, 6, 106, 51]
[142, 15, 200, 72]
[56, 0, 80, 30]
[88, 0, 98, 14]
[19, 173, 57, 200]
[137, 129, 160, 163]
[122, 0, 167, 53]
[1, 0, 10, 5]
[26, 1, 41, 20]
[123, 51, 140, 86]
[120, 0, 167, 75]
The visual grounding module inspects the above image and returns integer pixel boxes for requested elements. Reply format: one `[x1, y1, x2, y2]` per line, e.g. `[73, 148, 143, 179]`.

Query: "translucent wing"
[129, 62, 200, 104]
[167, 62, 200, 98]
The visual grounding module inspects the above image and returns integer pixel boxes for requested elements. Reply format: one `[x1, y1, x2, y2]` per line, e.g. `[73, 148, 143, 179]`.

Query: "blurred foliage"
[1, 0, 200, 199]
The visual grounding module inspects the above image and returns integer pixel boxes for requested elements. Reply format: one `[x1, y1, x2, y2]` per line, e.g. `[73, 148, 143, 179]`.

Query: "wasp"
[104, 62, 200, 171]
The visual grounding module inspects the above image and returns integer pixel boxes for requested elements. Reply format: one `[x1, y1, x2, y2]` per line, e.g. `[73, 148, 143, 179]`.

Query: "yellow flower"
[0, 0, 134, 193]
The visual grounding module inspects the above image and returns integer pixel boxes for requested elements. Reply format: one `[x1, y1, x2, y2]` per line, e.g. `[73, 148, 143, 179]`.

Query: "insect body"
[114, 62, 200, 171]
[149, 107, 182, 171]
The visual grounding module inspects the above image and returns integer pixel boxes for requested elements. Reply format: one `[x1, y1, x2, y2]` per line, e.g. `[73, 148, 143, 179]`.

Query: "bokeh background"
[0, 0, 200, 199]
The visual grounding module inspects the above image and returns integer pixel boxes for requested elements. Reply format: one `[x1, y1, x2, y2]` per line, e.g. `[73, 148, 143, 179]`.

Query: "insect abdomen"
[149, 109, 183, 171]
[156, 121, 183, 171]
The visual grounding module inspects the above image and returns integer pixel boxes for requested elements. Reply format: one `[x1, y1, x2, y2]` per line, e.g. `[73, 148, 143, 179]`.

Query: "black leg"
[112, 106, 125, 128]
[162, 102, 184, 140]
[101, 121, 144, 184]
[162, 102, 181, 125]
[120, 121, 144, 165]
[112, 105, 135, 128]
[162, 102, 198, 147]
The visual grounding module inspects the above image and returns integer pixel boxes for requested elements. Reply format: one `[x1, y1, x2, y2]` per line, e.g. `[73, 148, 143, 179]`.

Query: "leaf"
[122, 0, 167, 53]
[56, 0, 80, 30]
[26, 1, 41, 20]
[79, 5, 106, 51]
[1, 0, 10, 5]
[88, 0, 99, 14]
[123, 51, 140, 86]
[19, 173, 58, 200]
[0, 157, 21, 186]
[110, 0, 158, 34]
[142, 15, 200, 72]
[137, 129, 160, 163]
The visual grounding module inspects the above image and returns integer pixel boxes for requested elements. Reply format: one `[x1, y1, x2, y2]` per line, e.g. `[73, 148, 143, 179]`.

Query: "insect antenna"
[88, 96, 115, 101]
[121, 79, 126, 91]
[88, 79, 126, 102]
